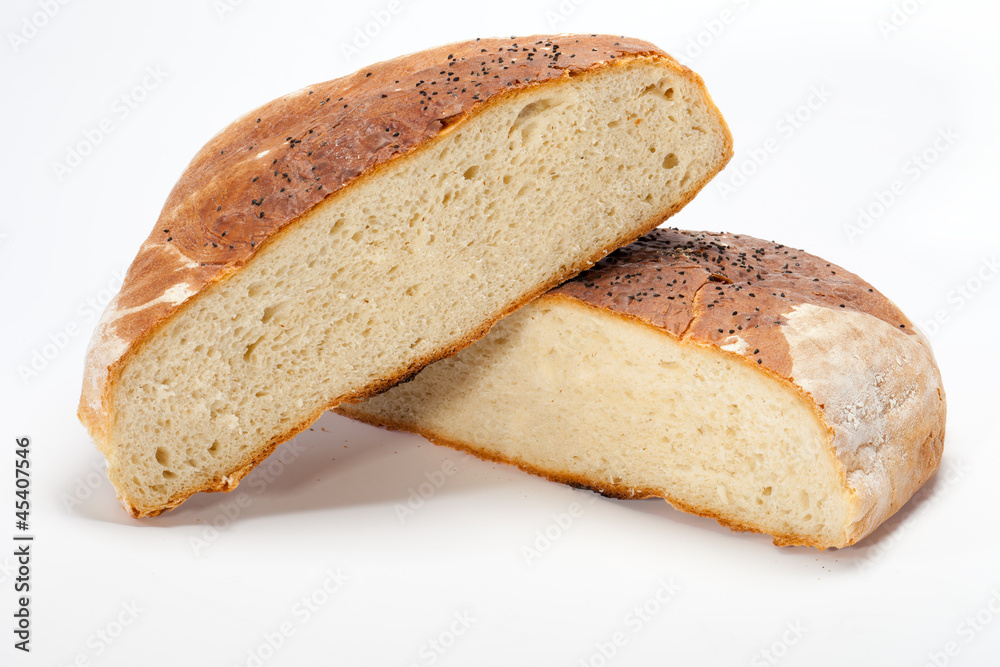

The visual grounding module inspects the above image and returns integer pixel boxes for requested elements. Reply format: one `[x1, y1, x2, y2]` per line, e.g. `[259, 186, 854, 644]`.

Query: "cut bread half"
[339, 229, 946, 548]
[78, 36, 732, 517]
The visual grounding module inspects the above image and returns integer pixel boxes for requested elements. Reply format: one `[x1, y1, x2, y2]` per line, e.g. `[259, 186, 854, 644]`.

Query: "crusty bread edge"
[94, 54, 734, 518]
[335, 405, 842, 550]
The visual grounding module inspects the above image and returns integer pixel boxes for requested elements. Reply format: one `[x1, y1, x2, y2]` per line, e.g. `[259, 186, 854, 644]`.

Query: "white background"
[3, 0, 999, 665]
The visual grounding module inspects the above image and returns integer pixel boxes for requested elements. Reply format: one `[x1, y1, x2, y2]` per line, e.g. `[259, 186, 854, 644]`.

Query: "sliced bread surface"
[78, 35, 733, 517]
[339, 229, 946, 548]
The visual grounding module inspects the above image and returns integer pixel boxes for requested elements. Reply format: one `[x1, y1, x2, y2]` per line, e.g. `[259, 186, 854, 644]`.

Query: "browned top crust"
[553, 228, 916, 379]
[78, 34, 677, 436]
[137, 34, 666, 284]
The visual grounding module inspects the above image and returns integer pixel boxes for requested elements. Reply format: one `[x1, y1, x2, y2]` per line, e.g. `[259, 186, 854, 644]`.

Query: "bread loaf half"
[339, 229, 946, 548]
[78, 36, 733, 517]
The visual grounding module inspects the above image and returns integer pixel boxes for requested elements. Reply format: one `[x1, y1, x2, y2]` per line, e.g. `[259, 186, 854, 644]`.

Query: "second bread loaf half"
[339, 229, 946, 549]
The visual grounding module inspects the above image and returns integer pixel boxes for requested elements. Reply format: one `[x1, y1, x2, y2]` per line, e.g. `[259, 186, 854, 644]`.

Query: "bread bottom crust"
[335, 406, 844, 549]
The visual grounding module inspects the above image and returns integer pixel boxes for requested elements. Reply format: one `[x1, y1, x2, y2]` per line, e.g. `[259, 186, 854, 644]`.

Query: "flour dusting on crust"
[783, 303, 945, 539]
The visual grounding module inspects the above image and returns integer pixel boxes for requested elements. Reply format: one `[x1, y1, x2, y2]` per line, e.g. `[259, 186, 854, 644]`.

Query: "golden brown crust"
[151, 34, 668, 274]
[553, 228, 917, 378]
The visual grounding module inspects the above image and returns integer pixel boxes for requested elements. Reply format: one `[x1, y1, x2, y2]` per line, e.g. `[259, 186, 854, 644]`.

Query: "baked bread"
[339, 229, 946, 548]
[78, 35, 733, 517]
